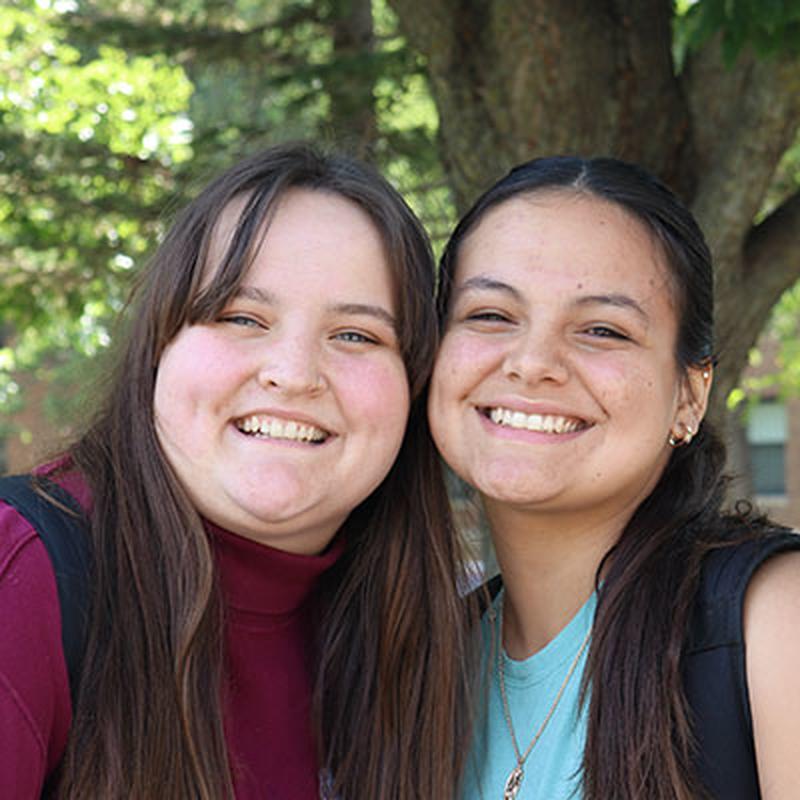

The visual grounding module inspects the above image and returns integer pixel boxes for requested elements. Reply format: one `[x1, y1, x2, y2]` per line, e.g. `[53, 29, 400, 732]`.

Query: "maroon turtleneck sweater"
[211, 521, 343, 798]
[0, 465, 344, 799]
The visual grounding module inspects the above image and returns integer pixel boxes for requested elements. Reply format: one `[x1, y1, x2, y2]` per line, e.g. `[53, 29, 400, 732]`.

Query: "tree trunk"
[390, 0, 800, 425]
[324, 0, 378, 155]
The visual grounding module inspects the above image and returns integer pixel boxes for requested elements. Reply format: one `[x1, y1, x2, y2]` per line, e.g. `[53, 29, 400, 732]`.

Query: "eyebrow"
[573, 293, 648, 320]
[451, 279, 649, 320]
[235, 285, 276, 304]
[233, 287, 397, 329]
[330, 302, 397, 329]
[452, 275, 524, 302]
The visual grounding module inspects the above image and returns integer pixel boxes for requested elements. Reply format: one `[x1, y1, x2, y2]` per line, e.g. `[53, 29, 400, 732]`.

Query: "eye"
[584, 325, 629, 341]
[334, 330, 379, 345]
[219, 314, 264, 329]
[468, 311, 510, 322]
[461, 307, 516, 327]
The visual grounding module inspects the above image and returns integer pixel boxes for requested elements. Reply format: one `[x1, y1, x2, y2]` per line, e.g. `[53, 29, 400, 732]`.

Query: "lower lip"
[476, 410, 588, 443]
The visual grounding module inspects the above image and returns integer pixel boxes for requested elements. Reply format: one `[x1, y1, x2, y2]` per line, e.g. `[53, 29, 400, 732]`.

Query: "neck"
[485, 501, 626, 659]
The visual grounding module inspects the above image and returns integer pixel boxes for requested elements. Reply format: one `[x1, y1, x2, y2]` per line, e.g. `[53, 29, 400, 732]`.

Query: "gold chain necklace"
[492, 594, 592, 800]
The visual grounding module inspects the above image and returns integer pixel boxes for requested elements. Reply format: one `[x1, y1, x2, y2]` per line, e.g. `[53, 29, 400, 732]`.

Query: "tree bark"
[323, 0, 378, 155]
[390, 0, 800, 423]
[389, 0, 690, 209]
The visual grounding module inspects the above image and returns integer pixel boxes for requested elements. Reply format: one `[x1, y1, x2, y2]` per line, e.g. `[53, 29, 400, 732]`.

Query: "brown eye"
[585, 325, 628, 340]
[466, 311, 511, 323]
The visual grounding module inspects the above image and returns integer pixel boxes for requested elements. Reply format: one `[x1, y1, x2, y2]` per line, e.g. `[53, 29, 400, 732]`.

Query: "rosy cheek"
[336, 357, 410, 427]
[158, 330, 243, 412]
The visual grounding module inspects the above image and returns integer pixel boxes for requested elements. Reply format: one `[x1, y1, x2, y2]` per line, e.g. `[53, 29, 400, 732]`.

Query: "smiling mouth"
[234, 415, 330, 443]
[481, 406, 589, 434]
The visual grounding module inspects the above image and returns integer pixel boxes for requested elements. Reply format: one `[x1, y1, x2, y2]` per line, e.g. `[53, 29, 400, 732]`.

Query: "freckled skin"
[429, 192, 704, 529]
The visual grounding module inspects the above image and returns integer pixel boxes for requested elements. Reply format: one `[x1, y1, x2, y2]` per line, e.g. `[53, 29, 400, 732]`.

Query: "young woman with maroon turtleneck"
[0, 144, 477, 799]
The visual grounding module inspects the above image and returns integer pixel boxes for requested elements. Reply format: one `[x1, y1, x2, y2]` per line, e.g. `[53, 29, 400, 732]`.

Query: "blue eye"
[220, 314, 262, 328]
[335, 330, 377, 344]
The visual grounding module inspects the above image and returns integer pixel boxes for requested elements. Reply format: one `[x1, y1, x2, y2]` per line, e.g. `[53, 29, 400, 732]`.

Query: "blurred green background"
[1, 0, 800, 524]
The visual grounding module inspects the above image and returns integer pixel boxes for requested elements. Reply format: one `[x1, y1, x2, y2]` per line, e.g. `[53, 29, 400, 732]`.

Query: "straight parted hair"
[438, 156, 773, 800]
[57, 143, 478, 799]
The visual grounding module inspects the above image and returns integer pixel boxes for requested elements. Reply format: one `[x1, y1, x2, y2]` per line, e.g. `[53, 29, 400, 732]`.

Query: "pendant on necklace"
[503, 765, 524, 799]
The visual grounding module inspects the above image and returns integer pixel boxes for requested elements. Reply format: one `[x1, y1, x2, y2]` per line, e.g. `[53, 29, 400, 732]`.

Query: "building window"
[747, 401, 787, 496]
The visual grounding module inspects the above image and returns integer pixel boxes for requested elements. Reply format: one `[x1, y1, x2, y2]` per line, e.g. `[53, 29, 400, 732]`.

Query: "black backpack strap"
[0, 474, 92, 701]
[683, 532, 800, 799]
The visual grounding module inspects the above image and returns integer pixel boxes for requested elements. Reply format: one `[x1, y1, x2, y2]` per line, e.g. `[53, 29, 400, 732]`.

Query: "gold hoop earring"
[669, 423, 694, 447]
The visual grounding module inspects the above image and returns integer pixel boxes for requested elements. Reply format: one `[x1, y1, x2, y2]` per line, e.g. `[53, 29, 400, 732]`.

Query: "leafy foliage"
[676, 0, 800, 65]
[1, 0, 799, 455]
[0, 0, 193, 380]
[0, 0, 452, 436]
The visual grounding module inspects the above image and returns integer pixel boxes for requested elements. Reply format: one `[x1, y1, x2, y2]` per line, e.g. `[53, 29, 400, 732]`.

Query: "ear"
[675, 363, 713, 433]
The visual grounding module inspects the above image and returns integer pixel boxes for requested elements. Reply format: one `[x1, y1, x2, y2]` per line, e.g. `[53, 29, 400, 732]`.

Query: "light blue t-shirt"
[461, 591, 596, 800]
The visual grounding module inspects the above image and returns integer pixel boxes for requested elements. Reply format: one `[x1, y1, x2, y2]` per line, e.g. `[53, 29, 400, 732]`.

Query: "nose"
[256, 332, 327, 396]
[502, 327, 569, 385]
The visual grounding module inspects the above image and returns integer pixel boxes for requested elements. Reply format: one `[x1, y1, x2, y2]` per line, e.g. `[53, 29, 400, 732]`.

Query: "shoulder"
[743, 539, 800, 798]
[700, 531, 800, 599]
[0, 494, 45, 571]
[744, 542, 800, 614]
[0, 497, 72, 782]
[680, 532, 800, 797]
[743, 537, 800, 662]
[686, 531, 800, 652]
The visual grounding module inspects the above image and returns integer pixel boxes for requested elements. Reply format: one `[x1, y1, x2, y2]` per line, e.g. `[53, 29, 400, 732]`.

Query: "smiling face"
[429, 191, 707, 530]
[154, 188, 410, 554]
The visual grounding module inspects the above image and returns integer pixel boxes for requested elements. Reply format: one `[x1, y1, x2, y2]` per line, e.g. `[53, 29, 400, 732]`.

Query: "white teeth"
[235, 415, 328, 442]
[486, 407, 584, 434]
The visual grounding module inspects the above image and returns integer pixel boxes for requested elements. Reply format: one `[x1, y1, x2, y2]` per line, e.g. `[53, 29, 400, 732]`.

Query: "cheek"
[431, 333, 501, 398]
[585, 357, 636, 408]
[154, 331, 238, 426]
[336, 357, 410, 437]
[153, 347, 189, 426]
[586, 354, 681, 434]
[445, 333, 498, 368]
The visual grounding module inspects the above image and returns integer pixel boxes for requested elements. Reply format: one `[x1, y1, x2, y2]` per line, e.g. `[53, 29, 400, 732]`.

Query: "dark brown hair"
[438, 155, 771, 800]
[57, 143, 477, 798]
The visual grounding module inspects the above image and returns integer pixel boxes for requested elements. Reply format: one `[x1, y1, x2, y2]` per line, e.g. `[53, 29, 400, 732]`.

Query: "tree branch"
[744, 190, 800, 299]
[710, 190, 800, 413]
[685, 41, 800, 268]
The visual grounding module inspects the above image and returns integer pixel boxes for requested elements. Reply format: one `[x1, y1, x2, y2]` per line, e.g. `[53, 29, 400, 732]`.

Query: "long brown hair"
[437, 155, 775, 799]
[56, 143, 478, 798]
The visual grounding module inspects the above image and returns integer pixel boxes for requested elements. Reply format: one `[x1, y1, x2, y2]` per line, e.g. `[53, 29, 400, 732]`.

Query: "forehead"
[458, 190, 675, 303]
[208, 188, 378, 260]
[203, 187, 391, 282]
[202, 188, 397, 307]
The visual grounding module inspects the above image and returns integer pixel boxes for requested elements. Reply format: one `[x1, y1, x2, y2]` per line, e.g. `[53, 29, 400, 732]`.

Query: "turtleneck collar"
[207, 521, 345, 618]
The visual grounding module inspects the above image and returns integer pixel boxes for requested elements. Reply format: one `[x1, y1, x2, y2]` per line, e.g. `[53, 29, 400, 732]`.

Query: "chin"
[471, 462, 547, 503]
